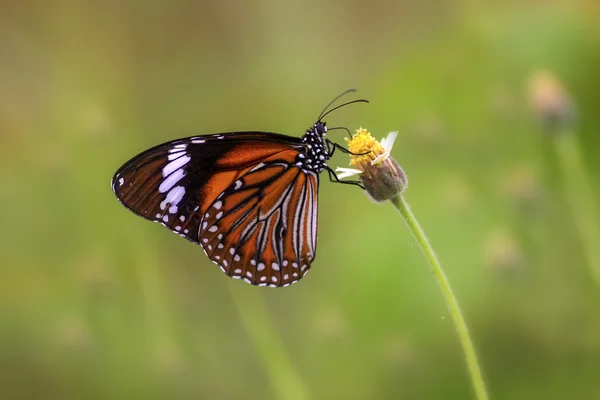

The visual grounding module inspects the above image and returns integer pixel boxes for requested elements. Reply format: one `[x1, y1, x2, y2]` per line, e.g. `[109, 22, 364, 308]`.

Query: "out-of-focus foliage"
[1, 1, 600, 399]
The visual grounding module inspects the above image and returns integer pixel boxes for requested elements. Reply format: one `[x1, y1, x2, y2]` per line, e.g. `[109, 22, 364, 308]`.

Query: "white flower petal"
[381, 131, 398, 153]
[335, 167, 363, 179]
[371, 152, 390, 165]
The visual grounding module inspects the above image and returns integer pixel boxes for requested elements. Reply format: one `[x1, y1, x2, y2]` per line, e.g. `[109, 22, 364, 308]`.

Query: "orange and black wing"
[111, 132, 305, 248]
[198, 155, 319, 287]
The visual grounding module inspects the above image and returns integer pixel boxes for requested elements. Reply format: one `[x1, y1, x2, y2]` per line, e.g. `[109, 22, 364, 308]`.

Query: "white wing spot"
[217, 243, 224, 249]
[162, 215, 169, 222]
[202, 238, 208, 243]
[271, 276, 278, 283]
[293, 272, 298, 278]
[208, 245, 212, 251]
[260, 276, 267, 282]
[301, 264, 308, 272]
[223, 260, 228, 267]
[234, 180, 243, 190]
[202, 221, 208, 230]
[216, 211, 223, 219]
[167, 149, 185, 161]
[257, 263, 265, 271]
[118, 177, 124, 186]
[283, 260, 288, 267]
[272, 263, 280, 271]
[229, 248, 235, 255]
[160, 185, 185, 209]
[292, 262, 298, 269]
[249, 162, 265, 172]
[169, 205, 178, 214]
[191, 138, 206, 144]
[159, 170, 185, 193]
[250, 259, 256, 266]
[215, 255, 220, 260]
[234, 255, 241, 262]
[155, 213, 162, 218]
[284, 274, 289, 280]
[175, 226, 181, 231]
[246, 271, 253, 278]
[234, 269, 242, 274]
[162, 154, 191, 177]
[184, 229, 189, 234]
[213, 200, 223, 210]
[218, 234, 223, 240]
[243, 278, 252, 284]
[208, 225, 218, 233]
[179, 215, 185, 222]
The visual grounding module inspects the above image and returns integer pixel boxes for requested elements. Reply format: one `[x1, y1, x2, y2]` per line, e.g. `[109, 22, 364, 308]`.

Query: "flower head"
[527, 70, 576, 134]
[336, 128, 407, 202]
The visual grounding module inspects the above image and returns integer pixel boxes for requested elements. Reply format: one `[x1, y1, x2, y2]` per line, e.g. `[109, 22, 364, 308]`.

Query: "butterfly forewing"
[112, 133, 304, 245]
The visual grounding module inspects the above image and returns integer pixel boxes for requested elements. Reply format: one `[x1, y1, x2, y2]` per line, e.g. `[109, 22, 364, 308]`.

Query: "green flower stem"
[229, 285, 309, 400]
[390, 194, 489, 400]
[554, 133, 600, 285]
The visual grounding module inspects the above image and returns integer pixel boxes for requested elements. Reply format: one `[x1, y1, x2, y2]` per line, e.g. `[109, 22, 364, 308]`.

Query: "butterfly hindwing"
[198, 156, 319, 287]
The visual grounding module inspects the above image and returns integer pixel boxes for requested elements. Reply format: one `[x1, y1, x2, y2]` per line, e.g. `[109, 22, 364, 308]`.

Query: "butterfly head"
[313, 121, 327, 136]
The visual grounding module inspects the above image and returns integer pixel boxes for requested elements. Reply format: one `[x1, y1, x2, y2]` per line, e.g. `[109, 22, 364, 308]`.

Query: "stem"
[554, 133, 600, 285]
[390, 194, 489, 400]
[229, 285, 309, 400]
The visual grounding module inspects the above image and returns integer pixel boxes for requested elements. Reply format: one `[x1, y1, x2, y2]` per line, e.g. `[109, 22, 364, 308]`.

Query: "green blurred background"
[2, 1, 600, 399]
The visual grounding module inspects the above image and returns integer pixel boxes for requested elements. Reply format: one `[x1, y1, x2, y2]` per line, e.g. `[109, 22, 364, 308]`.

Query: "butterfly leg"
[326, 166, 365, 189]
[326, 126, 352, 136]
[326, 139, 370, 158]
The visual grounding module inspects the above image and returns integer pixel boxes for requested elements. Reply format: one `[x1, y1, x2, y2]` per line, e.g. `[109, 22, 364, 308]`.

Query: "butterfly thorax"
[295, 122, 329, 173]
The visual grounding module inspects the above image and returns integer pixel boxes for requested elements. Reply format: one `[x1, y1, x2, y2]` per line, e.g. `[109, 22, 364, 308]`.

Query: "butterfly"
[111, 90, 367, 287]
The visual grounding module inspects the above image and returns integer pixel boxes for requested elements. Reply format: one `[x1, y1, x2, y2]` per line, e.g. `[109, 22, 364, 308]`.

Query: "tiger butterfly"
[111, 90, 367, 287]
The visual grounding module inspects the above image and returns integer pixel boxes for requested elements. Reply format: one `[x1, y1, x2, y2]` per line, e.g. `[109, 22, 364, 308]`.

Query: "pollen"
[345, 128, 385, 168]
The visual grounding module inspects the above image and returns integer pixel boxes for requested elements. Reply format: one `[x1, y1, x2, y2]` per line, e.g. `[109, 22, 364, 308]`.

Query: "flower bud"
[344, 128, 408, 202]
[527, 70, 576, 134]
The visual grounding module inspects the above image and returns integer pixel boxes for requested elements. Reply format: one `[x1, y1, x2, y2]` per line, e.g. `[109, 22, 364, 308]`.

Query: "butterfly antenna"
[327, 126, 352, 136]
[318, 99, 369, 122]
[318, 88, 357, 121]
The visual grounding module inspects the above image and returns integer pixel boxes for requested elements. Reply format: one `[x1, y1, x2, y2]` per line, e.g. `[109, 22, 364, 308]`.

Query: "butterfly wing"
[199, 159, 319, 287]
[112, 132, 304, 245]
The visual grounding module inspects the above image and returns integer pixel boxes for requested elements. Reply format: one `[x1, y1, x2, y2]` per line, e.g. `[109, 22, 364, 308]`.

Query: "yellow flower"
[336, 128, 407, 202]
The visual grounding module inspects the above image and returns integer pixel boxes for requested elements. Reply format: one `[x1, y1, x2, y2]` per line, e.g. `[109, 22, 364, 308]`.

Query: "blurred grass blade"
[555, 133, 600, 284]
[229, 286, 309, 400]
